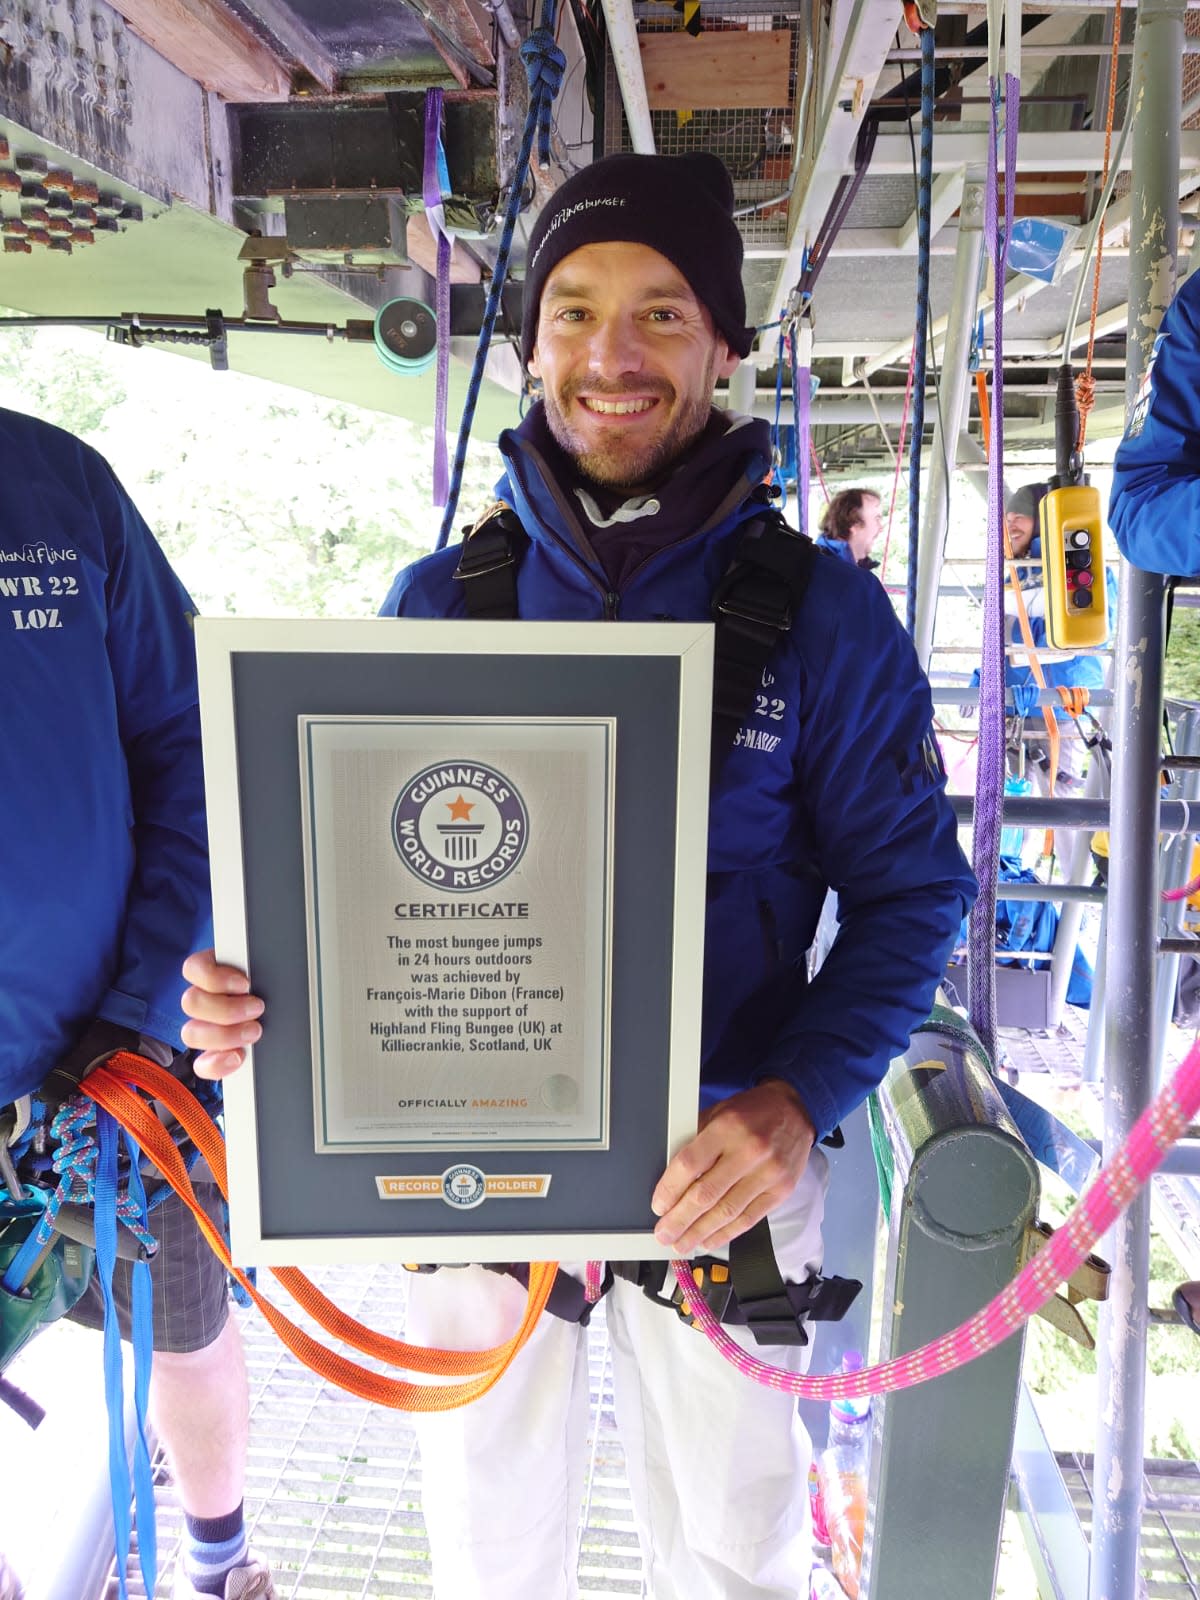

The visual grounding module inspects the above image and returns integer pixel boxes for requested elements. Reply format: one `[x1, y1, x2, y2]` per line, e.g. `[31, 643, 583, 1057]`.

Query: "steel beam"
[861, 128, 1200, 175]
[761, 0, 901, 361]
[1091, 1, 1182, 1594]
[895, 168, 965, 254]
[600, 0, 655, 153]
[232, 0, 338, 91]
[914, 181, 984, 671]
[230, 97, 499, 209]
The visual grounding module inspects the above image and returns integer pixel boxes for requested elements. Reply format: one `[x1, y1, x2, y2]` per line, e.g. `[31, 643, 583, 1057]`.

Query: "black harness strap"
[709, 511, 817, 780]
[453, 503, 528, 619]
[726, 1216, 860, 1344]
[454, 502, 817, 786]
[611, 1241, 860, 1347]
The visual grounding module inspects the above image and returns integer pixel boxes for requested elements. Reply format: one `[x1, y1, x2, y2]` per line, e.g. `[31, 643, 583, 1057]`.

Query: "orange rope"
[1077, 7, 1123, 450]
[976, 370, 991, 446]
[85, 1053, 558, 1411]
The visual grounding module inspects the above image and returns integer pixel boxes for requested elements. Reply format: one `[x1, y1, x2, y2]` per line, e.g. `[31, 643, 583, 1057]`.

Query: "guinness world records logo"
[442, 1164, 487, 1208]
[392, 760, 529, 891]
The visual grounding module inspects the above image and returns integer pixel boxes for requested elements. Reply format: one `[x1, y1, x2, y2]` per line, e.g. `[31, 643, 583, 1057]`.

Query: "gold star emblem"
[446, 793, 475, 822]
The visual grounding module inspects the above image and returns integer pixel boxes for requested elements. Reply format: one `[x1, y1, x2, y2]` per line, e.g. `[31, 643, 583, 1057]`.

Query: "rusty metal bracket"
[1022, 1218, 1111, 1350]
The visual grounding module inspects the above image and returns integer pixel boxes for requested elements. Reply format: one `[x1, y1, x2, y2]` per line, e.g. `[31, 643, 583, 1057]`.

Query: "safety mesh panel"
[602, 2, 810, 249]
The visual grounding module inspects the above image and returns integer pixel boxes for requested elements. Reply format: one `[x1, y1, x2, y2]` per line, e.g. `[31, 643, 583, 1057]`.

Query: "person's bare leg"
[150, 1317, 248, 1516]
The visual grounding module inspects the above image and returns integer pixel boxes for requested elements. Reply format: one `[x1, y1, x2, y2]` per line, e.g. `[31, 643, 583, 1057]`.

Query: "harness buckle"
[668, 1259, 737, 1329]
[714, 572, 793, 634]
[453, 534, 518, 582]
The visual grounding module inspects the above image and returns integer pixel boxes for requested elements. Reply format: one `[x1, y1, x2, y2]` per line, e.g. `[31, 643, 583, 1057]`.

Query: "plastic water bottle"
[818, 1352, 871, 1600]
[811, 1563, 849, 1600]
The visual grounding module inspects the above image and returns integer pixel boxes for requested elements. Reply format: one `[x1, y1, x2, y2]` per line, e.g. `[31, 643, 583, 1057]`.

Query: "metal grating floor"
[1056, 1454, 1200, 1600]
[86, 1006, 1199, 1599]
[107, 1276, 647, 1598]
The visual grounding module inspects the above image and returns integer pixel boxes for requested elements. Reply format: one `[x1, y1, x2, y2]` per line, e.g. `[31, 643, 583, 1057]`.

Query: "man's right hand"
[180, 949, 264, 1079]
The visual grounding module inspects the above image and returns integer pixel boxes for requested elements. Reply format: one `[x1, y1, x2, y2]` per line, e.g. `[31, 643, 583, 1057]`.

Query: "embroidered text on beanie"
[520, 152, 753, 365]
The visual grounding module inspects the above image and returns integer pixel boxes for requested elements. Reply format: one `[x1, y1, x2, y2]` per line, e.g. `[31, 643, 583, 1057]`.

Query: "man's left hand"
[650, 1080, 816, 1255]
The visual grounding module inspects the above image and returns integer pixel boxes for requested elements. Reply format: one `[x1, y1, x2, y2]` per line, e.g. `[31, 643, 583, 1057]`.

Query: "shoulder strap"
[452, 502, 528, 619]
[709, 510, 815, 780]
[451, 500, 815, 786]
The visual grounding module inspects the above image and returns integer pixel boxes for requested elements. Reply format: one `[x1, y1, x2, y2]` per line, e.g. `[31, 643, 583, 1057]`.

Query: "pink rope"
[1162, 871, 1200, 904]
[672, 1038, 1200, 1399]
[584, 1260, 605, 1303]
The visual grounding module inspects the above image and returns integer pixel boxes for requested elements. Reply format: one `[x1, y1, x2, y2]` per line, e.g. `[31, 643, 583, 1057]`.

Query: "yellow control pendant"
[1039, 483, 1108, 649]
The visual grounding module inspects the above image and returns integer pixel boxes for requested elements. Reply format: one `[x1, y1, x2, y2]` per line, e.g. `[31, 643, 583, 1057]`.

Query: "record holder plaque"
[197, 619, 712, 1266]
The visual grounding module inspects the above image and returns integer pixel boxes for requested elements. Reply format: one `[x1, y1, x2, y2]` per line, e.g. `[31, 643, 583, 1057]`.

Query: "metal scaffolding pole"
[1090, 0, 1181, 1591]
[914, 181, 985, 670]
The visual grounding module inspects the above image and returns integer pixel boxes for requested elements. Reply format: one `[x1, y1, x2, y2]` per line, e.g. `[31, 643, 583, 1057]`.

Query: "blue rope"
[435, 3, 565, 549]
[906, 25, 935, 637]
[771, 333, 788, 512]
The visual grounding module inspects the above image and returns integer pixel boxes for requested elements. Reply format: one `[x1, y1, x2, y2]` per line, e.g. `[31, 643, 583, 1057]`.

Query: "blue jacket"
[1110, 268, 1200, 574]
[0, 409, 211, 1103]
[382, 415, 975, 1139]
[814, 534, 856, 565]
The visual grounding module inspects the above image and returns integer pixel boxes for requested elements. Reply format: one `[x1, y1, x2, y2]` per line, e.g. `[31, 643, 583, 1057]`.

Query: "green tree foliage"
[0, 316, 505, 617]
[1165, 608, 1200, 703]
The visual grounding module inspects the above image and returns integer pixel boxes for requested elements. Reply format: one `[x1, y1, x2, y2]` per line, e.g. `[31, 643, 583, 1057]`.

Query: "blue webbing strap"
[771, 344, 788, 512]
[968, 72, 1020, 1065]
[905, 26, 935, 637]
[435, 2, 565, 549]
[96, 1108, 157, 1600]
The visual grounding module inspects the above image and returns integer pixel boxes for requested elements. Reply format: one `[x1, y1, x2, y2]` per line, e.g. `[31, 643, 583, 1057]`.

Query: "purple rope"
[969, 75, 1020, 1064]
[423, 89, 450, 509]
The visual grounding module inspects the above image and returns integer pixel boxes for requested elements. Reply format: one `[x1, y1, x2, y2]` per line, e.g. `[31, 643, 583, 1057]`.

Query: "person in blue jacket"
[0, 410, 273, 1600]
[180, 153, 975, 1600]
[814, 487, 883, 569]
[968, 481, 1114, 796]
[1109, 267, 1200, 574]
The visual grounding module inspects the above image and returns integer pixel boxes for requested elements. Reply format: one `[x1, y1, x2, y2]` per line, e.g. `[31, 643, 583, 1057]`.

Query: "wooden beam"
[107, 0, 292, 101]
[638, 29, 792, 112]
[405, 212, 482, 283]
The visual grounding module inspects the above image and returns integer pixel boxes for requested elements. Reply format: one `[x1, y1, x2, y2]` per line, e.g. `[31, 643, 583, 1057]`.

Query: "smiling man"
[181, 153, 973, 1600]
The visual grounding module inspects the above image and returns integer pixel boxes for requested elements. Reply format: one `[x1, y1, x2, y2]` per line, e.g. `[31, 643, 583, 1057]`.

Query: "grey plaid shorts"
[65, 1159, 231, 1354]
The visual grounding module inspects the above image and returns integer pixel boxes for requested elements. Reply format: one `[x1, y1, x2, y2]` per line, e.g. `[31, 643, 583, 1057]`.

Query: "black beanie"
[520, 152, 753, 365]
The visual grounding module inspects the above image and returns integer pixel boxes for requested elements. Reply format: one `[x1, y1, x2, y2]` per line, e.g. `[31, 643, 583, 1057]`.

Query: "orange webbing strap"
[975, 371, 991, 444]
[85, 1052, 557, 1410]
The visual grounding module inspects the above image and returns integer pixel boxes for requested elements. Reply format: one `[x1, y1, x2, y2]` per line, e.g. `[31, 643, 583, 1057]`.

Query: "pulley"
[374, 298, 437, 376]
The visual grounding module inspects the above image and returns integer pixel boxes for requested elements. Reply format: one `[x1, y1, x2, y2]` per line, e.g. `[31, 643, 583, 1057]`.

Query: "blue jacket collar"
[493, 403, 776, 585]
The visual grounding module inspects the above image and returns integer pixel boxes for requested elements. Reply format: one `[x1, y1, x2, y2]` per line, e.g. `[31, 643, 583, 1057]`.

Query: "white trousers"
[404, 1149, 829, 1600]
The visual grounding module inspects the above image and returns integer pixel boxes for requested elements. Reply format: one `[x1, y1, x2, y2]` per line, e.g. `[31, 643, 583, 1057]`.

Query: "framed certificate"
[197, 619, 712, 1265]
